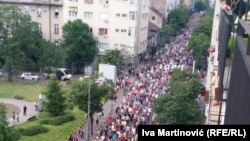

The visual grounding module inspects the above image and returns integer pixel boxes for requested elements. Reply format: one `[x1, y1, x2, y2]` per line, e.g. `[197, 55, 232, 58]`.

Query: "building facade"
[150, 0, 168, 19]
[0, 0, 63, 43]
[62, 0, 149, 57]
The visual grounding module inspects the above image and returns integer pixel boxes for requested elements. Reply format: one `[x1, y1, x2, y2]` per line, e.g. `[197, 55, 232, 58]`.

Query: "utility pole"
[87, 79, 91, 141]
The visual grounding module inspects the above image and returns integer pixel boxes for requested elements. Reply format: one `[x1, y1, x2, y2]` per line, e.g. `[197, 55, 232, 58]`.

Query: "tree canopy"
[153, 70, 205, 124]
[70, 76, 114, 134]
[102, 49, 125, 67]
[188, 11, 213, 69]
[62, 19, 97, 71]
[194, 0, 210, 12]
[0, 5, 65, 79]
[44, 78, 66, 116]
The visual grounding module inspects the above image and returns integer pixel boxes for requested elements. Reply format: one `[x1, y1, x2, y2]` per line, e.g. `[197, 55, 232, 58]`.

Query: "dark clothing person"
[23, 105, 27, 116]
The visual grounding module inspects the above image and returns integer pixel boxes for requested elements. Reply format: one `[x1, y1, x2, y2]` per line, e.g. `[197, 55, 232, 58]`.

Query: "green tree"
[70, 76, 114, 135]
[0, 105, 20, 141]
[38, 40, 66, 72]
[194, 0, 209, 12]
[161, 24, 177, 44]
[0, 5, 38, 79]
[153, 70, 204, 124]
[167, 8, 189, 29]
[102, 49, 125, 67]
[44, 78, 66, 116]
[62, 20, 97, 72]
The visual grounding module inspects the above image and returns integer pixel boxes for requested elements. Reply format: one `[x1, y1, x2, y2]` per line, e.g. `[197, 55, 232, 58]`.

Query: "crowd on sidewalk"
[69, 12, 204, 141]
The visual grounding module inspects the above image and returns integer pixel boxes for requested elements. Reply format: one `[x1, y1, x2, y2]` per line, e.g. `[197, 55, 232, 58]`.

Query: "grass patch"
[0, 81, 45, 101]
[15, 108, 85, 141]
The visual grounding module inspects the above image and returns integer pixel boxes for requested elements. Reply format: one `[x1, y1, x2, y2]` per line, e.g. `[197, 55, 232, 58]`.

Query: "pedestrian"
[16, 112, 19, 122]
[23, 105, 27, 116]
[12, 112, 16, 123]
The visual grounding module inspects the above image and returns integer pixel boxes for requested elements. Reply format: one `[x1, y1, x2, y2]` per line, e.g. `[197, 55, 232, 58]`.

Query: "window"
[98, 42, 108, 52]
[24, 6, 29, 16]
[38, 23, 42, 32]
[99, 28, 108, 35]
[37, 8, 42, 17]
[152, 16, 155, 20]
[122, 14, 127, 17]
[84, 12, 93, 18]
[89, 27, 93, 33]
[130, 0, 136, 4]
[54, 9, 59, 18]
[69, 11, 77, 18]
[121, 29, 126, 32]
[116, 13, 120, 17]
[115, 29, 119, 32]
[129, 11, 136, 20]
[128, 27, 135, 36]
[54, 24, 59, 34]
[99, 12, 109, 20]
[84, 0, 93, 3]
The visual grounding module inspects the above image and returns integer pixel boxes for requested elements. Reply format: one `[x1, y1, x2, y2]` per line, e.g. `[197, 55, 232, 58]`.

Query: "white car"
[21, 72, 39, 80]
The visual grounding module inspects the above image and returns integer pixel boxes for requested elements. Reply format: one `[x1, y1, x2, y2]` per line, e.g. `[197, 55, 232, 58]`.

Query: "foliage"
[0, 5, 66, 79]
[188, 33, 210, 69]
[153, 70, 204, 124]
[39, 115, 75, 126]
[37, 40, 66, 72]
[161, 24, 177, 44]
[102, 49, 125, 67]
[70, 76, 114, 134]
[0, 105, 20, 141]
[62, 19, 97, 71]
[21, 125, 48, 136]
[16, 109, 84, 141]
[167, 8, 189, 29]
[188, 11, 213, 69]
[194, 0, 209, 12]
[44, 78, 66, 116]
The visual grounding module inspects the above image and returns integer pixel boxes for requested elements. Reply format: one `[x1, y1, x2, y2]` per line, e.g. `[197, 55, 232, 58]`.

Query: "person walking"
[16, 112, 19, 123]
[12, 112, 16, 123]
[23, 105, 27, 116]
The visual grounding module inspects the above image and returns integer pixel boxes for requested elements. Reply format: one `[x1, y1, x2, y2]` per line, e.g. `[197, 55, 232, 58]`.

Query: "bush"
[39, 119, 49, 124]
[39, 115, 75, 126]
[49, 115, 75, 126]
[22, 125, 48, 136]
[14, 95, 23, 100]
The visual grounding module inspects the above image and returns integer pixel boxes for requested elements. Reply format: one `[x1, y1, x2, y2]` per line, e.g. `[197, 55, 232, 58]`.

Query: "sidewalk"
[0, 98, 39, 126]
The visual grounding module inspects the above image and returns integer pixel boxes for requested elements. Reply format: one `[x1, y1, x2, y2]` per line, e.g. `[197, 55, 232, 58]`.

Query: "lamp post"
[87, 79, 91, 141]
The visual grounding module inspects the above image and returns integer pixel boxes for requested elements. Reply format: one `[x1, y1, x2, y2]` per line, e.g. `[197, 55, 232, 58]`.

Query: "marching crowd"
[69, 12, 204, 141]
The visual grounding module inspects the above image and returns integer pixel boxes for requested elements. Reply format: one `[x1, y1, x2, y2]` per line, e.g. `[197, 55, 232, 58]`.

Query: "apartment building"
[63, 0, 150, 58]
[206, 0, 250, 124]
[150, 0, 168, 19]
[0, 0, 63, 43]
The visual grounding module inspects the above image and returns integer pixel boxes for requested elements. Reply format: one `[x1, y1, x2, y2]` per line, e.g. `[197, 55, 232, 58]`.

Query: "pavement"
[0, 98, 39, 126]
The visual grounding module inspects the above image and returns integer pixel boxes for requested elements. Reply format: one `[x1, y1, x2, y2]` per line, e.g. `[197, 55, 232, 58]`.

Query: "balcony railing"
[0, 0, 63, 6]
[217, 9, 233, 98]
[224, 19, 250, 124]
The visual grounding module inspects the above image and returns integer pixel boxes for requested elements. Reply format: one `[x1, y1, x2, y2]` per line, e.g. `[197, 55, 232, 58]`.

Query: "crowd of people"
[69, 12, 204, 141]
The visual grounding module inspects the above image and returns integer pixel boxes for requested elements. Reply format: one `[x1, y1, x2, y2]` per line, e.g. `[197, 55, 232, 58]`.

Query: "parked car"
[56, 68, 72, 81]
[0, 72, 2, 77]
[21, 72, 39, 80]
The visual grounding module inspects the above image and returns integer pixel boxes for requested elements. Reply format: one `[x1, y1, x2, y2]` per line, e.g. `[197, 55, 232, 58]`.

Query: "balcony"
[0, 0, 63, 6]
[224, 19, 250, 124]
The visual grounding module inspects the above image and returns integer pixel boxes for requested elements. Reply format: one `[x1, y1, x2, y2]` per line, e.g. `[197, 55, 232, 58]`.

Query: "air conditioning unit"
[104, 3, 108, 7]
[104, 34, 108, 38]
[105, 19, 109, 23]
